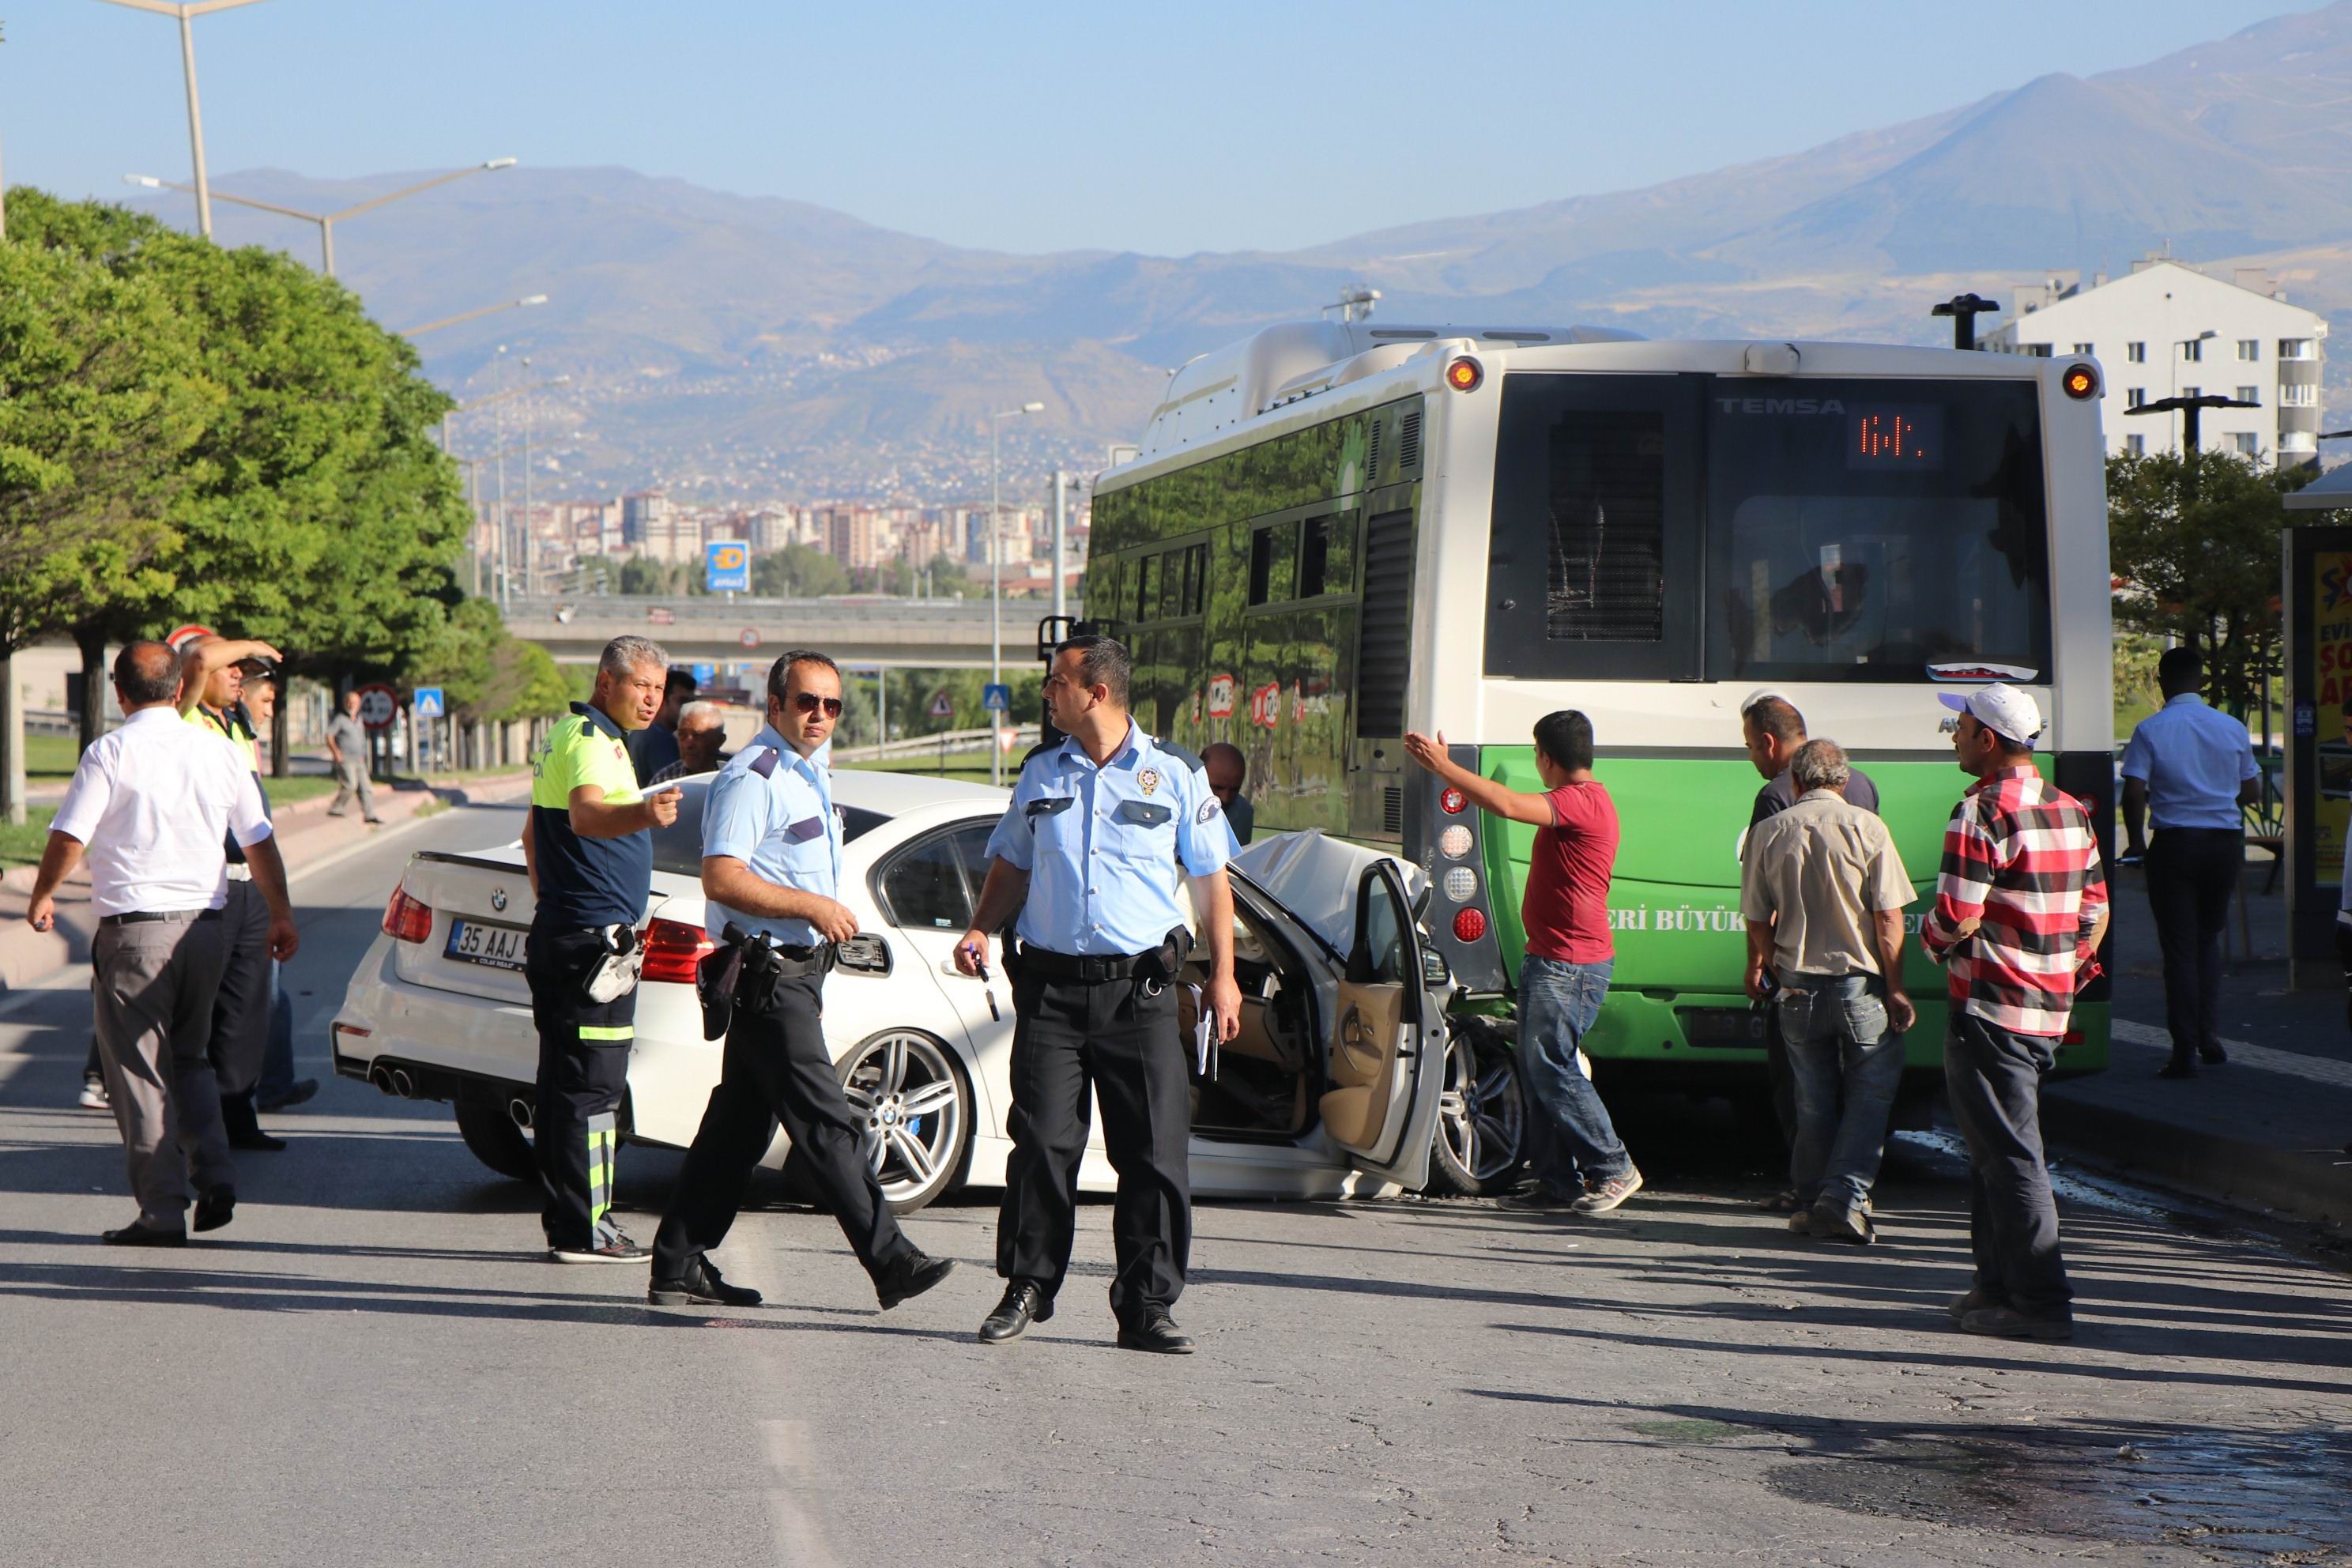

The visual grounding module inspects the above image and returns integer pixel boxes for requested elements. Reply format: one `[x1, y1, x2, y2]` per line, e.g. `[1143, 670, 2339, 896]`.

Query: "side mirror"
[1420, 948, 1451, 989]
[837, 933, 892, 976]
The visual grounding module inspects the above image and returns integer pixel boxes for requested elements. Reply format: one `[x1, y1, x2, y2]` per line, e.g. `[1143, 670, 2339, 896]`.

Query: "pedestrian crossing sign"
[413, 687, 445, 720]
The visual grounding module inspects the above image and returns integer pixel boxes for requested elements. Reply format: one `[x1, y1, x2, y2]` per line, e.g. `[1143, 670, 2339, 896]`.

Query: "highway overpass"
[503, 595, 1084, 671]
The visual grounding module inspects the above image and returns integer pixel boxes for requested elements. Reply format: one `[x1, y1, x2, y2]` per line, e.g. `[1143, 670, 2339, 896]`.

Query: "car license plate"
[446, 917, 528, 971]
[1679, 1007, 1767, 1048]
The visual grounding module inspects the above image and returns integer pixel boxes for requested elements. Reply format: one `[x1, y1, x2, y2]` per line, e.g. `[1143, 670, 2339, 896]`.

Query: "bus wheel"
[1426, 1023, 1523, 1197]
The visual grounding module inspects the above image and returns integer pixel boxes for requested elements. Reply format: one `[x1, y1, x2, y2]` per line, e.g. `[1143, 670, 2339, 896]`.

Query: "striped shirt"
[1920, 765, 2108, 1037]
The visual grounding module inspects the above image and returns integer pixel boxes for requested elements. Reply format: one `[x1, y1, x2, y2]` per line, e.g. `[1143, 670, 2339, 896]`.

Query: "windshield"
[1483, 372, 2052, 684]
[1706, 378, 2050, 682]
[650, 776, 888, 877]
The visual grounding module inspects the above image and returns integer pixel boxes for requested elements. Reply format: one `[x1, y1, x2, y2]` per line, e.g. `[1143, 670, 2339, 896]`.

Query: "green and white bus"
[1084, 320, 2113, 1174]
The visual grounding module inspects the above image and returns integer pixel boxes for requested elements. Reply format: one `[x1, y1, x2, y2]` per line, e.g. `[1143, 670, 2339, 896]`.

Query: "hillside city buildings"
[472, 488, 1081, 599]
[1985, 255, 2329, 467]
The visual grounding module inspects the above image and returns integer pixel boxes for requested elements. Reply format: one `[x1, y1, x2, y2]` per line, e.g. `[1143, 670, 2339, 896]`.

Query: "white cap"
[1937, 683, 2044, 746]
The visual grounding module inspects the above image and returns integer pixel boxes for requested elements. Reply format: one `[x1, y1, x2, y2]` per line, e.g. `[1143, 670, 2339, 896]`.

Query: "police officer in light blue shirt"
[648, 649, 953, 1313]
[2120, 646, 2261, 1077]
[956, 635, 1242, 1355]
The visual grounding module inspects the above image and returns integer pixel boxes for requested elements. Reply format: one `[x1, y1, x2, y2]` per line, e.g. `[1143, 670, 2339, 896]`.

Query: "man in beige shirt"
[1740, 739, 1915, 1244]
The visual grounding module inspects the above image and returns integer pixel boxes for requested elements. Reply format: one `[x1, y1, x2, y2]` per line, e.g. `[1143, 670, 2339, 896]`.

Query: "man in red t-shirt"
[1404, 712, 1643, 1215]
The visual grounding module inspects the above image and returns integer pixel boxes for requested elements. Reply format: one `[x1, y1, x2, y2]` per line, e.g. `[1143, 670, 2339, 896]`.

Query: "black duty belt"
[763, 940, 837, 979]
[1016, 945, 1156, 984]
[101, 908, 224, 928]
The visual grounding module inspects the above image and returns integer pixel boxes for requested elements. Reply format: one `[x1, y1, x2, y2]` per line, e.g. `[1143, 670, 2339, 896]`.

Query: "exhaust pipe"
[508, 1096, 535, 1133]
[389, 1066, 416, 1099]
[368, 1063, 396, 1096]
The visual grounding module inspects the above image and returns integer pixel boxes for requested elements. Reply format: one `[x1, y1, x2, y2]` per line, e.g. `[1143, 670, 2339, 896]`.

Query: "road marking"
[760, 1419, 839, 1566]
[2111, 1017, 2352, 1088]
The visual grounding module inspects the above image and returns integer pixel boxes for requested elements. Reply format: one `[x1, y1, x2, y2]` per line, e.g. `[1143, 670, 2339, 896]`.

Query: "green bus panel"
[1474, 746, 2109, 1078]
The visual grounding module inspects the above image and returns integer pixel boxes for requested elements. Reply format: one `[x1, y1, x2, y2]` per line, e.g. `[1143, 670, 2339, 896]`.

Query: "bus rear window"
[1706, 379, 2050, 683]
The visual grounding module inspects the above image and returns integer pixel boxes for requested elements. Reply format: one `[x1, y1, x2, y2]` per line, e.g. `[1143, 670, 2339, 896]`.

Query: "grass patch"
[0, 805, 58, 866]
[22, 733, 80, 778]
[839, 749, 1008, 786]
[263, 777, 339, 806]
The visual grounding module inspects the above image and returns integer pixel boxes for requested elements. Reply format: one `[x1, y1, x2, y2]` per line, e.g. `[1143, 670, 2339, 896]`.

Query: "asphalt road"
[2, 802, 2349, 1567]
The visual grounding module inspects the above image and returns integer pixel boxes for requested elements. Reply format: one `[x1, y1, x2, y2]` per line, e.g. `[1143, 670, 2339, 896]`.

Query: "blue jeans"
[1777, 972, 1903, 1212]
[1517, 956, 1631, 1193]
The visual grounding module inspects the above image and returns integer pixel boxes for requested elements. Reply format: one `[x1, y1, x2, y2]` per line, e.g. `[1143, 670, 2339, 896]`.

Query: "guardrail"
[832, 724, 1038, 764]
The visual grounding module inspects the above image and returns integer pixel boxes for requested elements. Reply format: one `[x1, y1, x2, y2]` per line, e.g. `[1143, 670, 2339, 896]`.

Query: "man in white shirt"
[25, 641, 300, 1246]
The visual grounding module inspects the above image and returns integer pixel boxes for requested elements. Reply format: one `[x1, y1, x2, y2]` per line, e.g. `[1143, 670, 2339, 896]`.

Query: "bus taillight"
[1453, 908, 1488, 943]
[1446, 356, 1483, 393]
[1442, 866, 1479, 903]
[2062, 364, 2098, 400]
[1440, 787, 1467, 813]
[1438, 824, 1473, 858]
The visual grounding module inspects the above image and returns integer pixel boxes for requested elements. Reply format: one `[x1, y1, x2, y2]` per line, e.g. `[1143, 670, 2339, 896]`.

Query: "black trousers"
[2146, 827, 2243, 1062]
[1943, 1012, 2071, 1319]
[998, 967, 1189, 1323]
[526, 927, 636, 1250]
[209, 880, 273, 1141]
[653, 973, 911, 1280]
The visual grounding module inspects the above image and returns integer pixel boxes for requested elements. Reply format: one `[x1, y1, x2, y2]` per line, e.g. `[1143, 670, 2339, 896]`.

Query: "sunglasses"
[793, 692, 845, 718]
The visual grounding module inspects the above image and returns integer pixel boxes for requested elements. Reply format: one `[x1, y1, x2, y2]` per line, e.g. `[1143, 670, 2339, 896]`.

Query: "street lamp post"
[400, 293, 547, 339]
[123, 158, 514, 277]
[96, 0, 270, 239]
[989, 401, 1044, 785]
[493, 346, 509, 610]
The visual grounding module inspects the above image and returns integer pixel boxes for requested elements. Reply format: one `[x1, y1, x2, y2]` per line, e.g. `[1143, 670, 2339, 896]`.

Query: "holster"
[581, 923, 643, 1005]
[695, 933, 747, 1042]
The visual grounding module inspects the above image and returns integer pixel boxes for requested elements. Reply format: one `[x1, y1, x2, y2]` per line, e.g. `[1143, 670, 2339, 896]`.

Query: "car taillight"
[1440, 787, 1467, 814]
[639, 917, 715, 985]
[382, 886, 432, 944]
[1453, 907, 1488, 943]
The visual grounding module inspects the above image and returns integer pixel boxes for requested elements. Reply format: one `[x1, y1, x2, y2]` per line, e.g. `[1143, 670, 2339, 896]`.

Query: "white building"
[1984, 257, 2328, 467]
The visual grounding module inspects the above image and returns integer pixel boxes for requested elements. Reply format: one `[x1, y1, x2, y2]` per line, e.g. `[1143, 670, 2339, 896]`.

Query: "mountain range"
[119, 0, 2352, 499]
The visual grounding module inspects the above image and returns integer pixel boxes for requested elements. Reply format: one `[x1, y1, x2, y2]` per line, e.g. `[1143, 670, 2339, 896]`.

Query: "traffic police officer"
[521, 635, 680, 1264]
[177, 635, 284, 1152]
[647, 650, 956, 1310]
[957, 635, 1241, 1354]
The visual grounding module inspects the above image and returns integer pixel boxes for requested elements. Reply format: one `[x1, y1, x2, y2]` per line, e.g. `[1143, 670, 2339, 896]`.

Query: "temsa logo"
[1715, 398, 1846, 415]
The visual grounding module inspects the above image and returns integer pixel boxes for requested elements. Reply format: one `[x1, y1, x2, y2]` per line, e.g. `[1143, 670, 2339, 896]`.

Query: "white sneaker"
[78, 1076, 110, 1111]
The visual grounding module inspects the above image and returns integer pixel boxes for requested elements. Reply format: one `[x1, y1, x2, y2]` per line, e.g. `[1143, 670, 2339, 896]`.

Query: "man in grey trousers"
[326, 688, 382, 824]
[25, 642, 300, 1246]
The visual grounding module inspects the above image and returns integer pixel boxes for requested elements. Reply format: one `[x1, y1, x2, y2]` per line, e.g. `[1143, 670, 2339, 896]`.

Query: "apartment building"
[1984, 257, 2328, 466]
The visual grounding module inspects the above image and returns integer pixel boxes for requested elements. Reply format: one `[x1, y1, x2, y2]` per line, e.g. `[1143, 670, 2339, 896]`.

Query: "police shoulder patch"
[748, 747, 782, 778]
[1197, 796, 1222, 824]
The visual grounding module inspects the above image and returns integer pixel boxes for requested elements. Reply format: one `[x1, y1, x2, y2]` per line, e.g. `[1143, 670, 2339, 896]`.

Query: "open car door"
[1320, 858, 1449, 1188]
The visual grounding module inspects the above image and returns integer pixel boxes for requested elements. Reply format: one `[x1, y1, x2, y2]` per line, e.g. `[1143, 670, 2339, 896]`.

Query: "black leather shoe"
[256, 1079, 319, 1113]
[2158, 1059, 2198, 1080]
[103, 1219, 187, 1247]
[978, 1281, 1052, 1343]
[649, 1254, 763, 1307]
[875, 1251, 955, 1310]
[228, 1129, 288, 1151]
[2199, 1044, 2229, 1066]
[1117, 1307, 1195, 1355]
[193, 1184, 236, 1233]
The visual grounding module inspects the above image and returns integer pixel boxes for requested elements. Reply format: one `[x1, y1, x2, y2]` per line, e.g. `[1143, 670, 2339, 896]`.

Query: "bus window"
[1299, 518, 1339, 599]
[1181, 543, 1206, 616]
[1249, 521, 1299, 606]
[1703, 379, 2051, 682]
[1159, 548, 1185, 620]
[1484, 375, 1702, 680]
[1136, 552, 1161, 622]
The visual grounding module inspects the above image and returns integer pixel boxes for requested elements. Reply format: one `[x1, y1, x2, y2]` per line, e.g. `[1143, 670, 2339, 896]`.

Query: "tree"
[2108, 448, 2313, 717]
[618, 555, 677, 596]
[10, 190, 471, 768]
[0, 237, 213, 817]
[752, 542, 850, 599]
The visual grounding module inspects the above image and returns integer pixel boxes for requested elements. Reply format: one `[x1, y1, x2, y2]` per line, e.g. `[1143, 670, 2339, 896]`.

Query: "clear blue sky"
[1, 0, 2326, 256]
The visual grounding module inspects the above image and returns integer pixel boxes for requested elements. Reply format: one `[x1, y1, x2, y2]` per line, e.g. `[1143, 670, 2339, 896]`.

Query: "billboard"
[704, 540, 751, 593]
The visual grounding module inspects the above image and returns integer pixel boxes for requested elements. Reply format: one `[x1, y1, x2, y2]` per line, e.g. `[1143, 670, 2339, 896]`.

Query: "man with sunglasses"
[956, 635, 1242, 1354]
[648, 650, 955, 1312]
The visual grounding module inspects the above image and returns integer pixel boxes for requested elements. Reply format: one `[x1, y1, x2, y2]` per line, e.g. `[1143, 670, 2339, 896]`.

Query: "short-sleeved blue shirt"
[2120, 694, 2258, 831]
[529, 701, 653, 931]
[984, 722, 1239, 957]
[699, 726, 841, 947]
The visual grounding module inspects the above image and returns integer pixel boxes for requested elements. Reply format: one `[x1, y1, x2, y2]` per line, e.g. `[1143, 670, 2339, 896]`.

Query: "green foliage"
[7, 189, 470, 677]
[751, 542, 850, 599]
[0, 233, 215, 654]
[404, 595, 567, 724]
[2107, 448, 2313, 716]
[617, 555, 684, 596]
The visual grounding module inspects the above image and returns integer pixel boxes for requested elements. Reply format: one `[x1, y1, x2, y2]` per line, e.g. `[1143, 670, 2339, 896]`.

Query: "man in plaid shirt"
[1920, 684, 2109, 1342]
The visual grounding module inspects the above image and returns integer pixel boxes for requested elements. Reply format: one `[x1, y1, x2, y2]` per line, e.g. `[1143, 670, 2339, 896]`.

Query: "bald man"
[1202, 742, 1254, 846]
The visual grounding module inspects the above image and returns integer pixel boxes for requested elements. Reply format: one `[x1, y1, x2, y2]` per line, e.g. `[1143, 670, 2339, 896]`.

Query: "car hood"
[1230, 830, 1426, 959]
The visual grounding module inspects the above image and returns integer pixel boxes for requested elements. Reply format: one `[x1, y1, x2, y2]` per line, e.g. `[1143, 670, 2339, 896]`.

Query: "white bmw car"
[330, 770, 1523, 1210]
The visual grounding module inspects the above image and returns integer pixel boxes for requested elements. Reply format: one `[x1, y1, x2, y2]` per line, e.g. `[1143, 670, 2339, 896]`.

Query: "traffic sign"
[412, 687, 445, 720]
[691, 662, 715, 687]
[928, 690, 955, 719]
[704, 540, 750, 593]
[164, 624, 216, 651]
[739, 628, 762, 650]
[982, 683, 1011, 713]
[354, 682, 398, 732]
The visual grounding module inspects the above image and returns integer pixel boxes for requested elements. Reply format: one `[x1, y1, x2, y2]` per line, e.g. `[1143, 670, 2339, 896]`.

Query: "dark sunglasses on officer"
[793, 692, 844, 718]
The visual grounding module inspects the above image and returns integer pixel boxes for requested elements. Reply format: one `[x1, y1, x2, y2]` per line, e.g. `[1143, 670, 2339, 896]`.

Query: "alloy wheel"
[841, 1030, 968, 1209]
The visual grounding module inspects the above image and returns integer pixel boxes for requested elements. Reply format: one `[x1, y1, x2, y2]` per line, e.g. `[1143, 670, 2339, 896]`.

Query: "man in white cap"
[1920, 684, 2109, 1341]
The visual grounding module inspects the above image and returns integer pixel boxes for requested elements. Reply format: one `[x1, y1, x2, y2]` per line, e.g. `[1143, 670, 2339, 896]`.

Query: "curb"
[2043, 1095, 2352, 1233]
